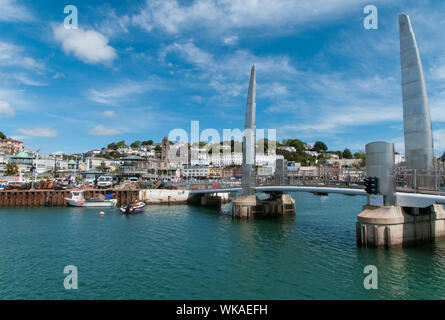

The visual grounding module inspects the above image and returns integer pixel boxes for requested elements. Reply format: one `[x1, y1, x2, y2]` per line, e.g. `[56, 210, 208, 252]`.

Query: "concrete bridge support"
[232, 192, 295, 219]
[357, 142, 445, 247]
[200, 193, 230, 207]
[357, 205, 445, 248]
[187, 193, 231, 207]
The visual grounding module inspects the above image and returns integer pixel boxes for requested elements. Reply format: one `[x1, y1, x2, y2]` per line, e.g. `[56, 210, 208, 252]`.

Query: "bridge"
[189, 14, 445, 248]
[190, 183, 445, 207]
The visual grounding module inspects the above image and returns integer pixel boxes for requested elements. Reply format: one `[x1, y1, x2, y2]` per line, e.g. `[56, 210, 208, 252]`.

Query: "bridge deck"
[189, 185, 445, 207]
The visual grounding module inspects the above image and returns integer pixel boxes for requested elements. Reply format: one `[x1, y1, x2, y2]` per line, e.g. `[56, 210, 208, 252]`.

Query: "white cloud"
[223, 35, 238, 45]
[87, 79, 164, 104]
[101, 110, 117, 118]
[17, 126, 58, 138]
[7, 73, 47, 86]
[52, 72, 65, 79]
[0, 41, 46, 71]
[131, 0, 380, 35]
[0, 0, 33, 22]
[52, 24, 117, 65]
[88, 125, 121, 136]
[259, 82, 288, 97]
[163, 40, 296, 78]
[96, 7, 131, 38]
[161, 39, 296, 102]
[0, 101, 14, 116]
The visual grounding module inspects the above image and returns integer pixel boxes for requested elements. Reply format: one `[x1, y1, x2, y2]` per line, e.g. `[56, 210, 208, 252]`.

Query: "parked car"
[97, 175, 114, 188]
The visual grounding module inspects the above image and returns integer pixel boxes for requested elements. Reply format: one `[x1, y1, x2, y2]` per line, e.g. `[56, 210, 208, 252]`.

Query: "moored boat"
[65, 190, 117, 207]
[120, 200, 146, 214]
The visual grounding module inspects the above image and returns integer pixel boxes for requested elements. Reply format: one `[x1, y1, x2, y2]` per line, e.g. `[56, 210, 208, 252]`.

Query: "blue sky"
[0, 0, 444, 155]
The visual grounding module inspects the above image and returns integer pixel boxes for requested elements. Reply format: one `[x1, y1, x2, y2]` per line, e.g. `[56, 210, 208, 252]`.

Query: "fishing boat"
[120, 200, 146, 214]
[65, 190, 117, 207]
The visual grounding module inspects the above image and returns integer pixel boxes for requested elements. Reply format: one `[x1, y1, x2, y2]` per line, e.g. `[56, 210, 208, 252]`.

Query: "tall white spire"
[399, 14, 434, 171]
[242, 65, 256, 195]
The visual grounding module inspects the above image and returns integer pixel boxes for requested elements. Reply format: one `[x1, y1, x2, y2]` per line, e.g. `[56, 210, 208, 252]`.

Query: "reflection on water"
[0, 192, 445, 299]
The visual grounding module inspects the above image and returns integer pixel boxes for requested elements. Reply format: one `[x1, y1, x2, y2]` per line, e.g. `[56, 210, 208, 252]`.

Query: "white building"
[326, 153, 340, 160]
[188, 152, 284, 168]
[325, 159, 362, 167]
[278, 146, 296, 152]
[395, 154, 405, 164]
[78, 157, 120, 172]
[181, 165, 210, 178]
[257, 166, 274, 176]
[304, 150, 319, 157]
[33, 156, 68, 174]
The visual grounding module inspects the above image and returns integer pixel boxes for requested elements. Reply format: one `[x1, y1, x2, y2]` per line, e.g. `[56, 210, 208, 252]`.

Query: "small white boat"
[120, 201, 146, 214]
[65, 190, 117, 207]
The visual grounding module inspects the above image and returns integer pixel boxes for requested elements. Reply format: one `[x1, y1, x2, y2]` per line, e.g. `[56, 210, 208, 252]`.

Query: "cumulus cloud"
[52, 24, 117, 65]
[17, 126, 58, 138]
[88, 125, 121, 136]
[0, 101, 14, 116]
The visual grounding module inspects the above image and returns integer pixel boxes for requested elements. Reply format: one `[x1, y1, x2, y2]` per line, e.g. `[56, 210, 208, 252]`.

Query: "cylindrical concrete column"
[366, 142, 396, 206]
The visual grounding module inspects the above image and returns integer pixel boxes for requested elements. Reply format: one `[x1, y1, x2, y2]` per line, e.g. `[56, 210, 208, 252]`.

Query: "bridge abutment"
[232, 192, 296, 219]
[200, 193, 230, 207]
[189, 193, 231, 207]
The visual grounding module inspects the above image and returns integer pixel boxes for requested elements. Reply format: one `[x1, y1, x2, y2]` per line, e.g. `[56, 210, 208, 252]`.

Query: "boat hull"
[120, 203, 146, 214]
[65, 198, 117, 207]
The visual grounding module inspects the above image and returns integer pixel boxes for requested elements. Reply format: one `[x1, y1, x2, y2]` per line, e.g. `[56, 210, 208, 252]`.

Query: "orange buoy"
[99, 211, 105, 215]
[80, 201, 85, 205]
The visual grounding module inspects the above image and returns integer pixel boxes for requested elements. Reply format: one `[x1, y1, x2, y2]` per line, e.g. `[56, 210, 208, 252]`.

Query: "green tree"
[353, 152, 365, 159]
[0, 131, 6, 139]
[282, 138, 306, 151]
[6, 163, 18, 175]
[353, 152, 366, 167]
[343, 148, 353, 159]
[155, 145, 162, 153]
[107, 142, 118, 150]
[313, 141, 328, 152]
[130, 140, 141, 148]
[116, 140, 126, 148]
[141, 140, 153, 146]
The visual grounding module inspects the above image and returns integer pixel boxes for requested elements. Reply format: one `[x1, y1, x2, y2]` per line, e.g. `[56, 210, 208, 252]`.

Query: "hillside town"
[0, 130, 409, 190]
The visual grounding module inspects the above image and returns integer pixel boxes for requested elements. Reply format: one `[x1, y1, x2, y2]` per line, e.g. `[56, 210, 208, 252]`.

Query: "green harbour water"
[1, 192, 445, 299]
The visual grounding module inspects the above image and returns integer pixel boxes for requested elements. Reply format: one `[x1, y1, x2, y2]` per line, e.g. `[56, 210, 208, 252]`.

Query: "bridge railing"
[174, 180, 242, 191]
[169, 168, 445, 194]
[394, 168, 445, 193]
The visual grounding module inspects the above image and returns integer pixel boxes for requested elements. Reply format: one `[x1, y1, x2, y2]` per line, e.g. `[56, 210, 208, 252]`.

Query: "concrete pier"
[356, 143, 445, 247]
[232, 193, 296, 219]
[357, 204, 445, 248]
